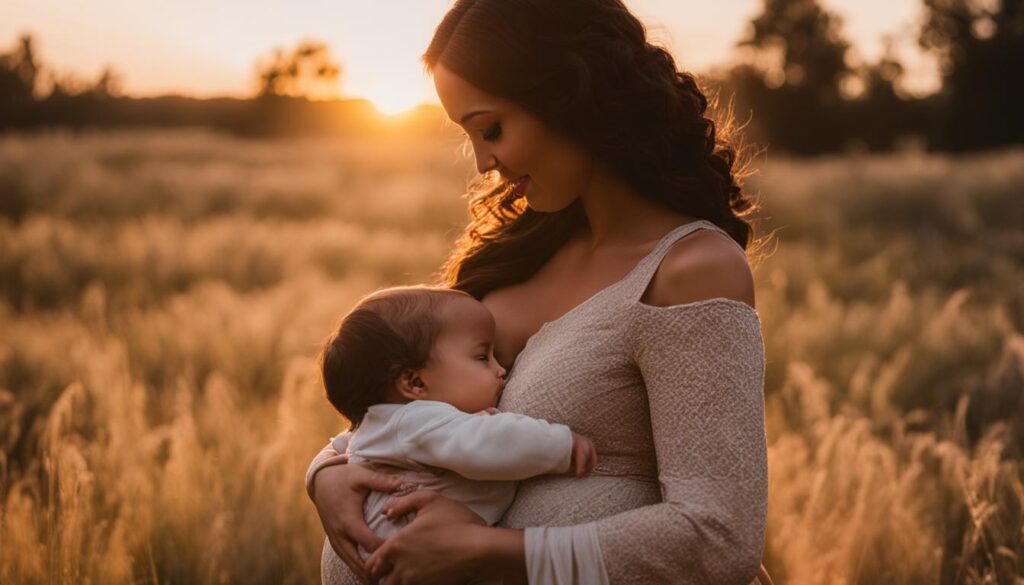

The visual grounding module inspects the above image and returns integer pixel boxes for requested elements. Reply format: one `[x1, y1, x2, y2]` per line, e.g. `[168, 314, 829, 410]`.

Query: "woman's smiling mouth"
[511, 175, 531, 196]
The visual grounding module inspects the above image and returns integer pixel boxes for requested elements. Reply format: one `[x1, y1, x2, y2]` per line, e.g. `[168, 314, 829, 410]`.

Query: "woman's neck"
[576, 166, 697, 254]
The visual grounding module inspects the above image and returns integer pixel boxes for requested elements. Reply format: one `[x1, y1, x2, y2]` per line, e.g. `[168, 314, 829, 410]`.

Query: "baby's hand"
[569, 432, 597, 477]
[473, 407, 501, 416]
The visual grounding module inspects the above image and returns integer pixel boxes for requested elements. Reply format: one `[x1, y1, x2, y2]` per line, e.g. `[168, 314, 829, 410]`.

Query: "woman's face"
[433, 63, 593, 212]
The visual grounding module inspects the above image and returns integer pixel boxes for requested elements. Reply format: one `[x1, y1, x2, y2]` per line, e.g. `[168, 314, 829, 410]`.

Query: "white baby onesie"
[338, 399, 574, 559]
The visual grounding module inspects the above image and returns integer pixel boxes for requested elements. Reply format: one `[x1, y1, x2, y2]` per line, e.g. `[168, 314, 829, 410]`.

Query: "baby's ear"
[393, 369, 429, 401]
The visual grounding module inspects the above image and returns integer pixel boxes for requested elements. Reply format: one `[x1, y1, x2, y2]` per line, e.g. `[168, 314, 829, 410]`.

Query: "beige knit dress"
[311, 219, 769, 585]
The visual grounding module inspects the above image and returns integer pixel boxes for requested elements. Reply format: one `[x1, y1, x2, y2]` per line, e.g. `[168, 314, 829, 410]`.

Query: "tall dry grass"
[0, 128, 1021, 584]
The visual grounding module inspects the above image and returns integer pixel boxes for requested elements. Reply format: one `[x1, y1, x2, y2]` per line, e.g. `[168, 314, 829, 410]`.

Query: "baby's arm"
[393, 401, 584, 481]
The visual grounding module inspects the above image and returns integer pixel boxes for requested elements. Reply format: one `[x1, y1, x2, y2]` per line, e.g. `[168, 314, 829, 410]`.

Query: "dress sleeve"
[304, 431, 352, 501]
[395, 402, 574, 481]
[524, 300, 768, 585]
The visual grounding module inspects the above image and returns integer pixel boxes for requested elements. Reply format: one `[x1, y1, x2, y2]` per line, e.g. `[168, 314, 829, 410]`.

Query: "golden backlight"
[0, 0, 937, 101]
[366, 83, 427, 116]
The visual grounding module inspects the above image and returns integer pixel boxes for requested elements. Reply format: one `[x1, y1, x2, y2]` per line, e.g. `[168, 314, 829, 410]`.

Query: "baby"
[315, 284, 597, 561]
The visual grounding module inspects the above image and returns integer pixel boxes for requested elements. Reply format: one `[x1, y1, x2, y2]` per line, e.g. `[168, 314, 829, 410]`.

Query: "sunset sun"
[368, 90, 424, 116]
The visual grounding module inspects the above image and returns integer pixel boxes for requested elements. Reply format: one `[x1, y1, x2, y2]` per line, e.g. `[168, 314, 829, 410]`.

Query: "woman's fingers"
[357, 467, 406, 493]
[310, 462, 407, 583]
[345, 468, 402, 553]
[345, 517, 386, 554]
[366, 538, 396, 580]
[330, 536, 371, 585]
[381, 489, 438, 520]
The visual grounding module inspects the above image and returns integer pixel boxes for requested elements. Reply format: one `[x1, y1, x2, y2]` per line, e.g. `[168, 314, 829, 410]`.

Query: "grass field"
[1, 128, 1021, 584]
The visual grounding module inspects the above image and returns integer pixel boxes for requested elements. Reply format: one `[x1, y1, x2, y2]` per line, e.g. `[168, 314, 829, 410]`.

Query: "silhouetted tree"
[47, 68, 117, 99]
[920, 0, 1024, 149]
[254, 39, 342, 99]
[728, 0, 855, 154]
[1, 33, 122, 105]
[0, 34, 40, 107]
[844, 39, 919, 151]
[742, 0, 852, 101]
[89, 66, 123, 99]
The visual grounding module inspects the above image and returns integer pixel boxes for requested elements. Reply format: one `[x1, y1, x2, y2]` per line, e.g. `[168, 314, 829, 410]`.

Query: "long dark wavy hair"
[423, 0, 763, 300]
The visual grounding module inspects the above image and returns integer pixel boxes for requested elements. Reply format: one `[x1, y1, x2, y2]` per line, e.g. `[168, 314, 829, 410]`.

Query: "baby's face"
[417, 295, 507, 413]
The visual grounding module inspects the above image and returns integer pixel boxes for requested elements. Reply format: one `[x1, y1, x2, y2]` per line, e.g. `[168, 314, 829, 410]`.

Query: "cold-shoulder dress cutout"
[308, 220, 769, 585]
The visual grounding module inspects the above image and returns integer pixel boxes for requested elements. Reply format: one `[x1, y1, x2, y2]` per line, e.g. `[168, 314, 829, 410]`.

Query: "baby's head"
[318, 285, 507, 429]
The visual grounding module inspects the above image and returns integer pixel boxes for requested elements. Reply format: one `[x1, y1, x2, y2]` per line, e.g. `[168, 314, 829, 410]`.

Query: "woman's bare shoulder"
[640, 227, 755, 310]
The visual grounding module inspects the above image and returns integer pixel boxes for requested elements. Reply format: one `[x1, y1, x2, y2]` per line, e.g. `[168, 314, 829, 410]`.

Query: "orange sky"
[2, 0, 937, 114]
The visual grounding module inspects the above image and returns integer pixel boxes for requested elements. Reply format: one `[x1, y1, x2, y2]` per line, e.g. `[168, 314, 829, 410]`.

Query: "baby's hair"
[318, 284, 473, 429]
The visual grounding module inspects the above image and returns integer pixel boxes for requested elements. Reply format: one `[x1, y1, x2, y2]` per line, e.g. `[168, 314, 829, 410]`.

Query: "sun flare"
[369, 93, 423, 116]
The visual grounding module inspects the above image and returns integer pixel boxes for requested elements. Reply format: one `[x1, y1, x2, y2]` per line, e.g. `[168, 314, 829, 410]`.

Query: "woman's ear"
[393, 369, 429, 401]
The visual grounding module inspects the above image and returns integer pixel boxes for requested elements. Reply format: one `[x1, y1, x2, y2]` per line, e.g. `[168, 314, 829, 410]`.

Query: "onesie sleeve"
[394, 401, 574, 481]
[524, 300, 768, 585]
[304, 430, 352, 501]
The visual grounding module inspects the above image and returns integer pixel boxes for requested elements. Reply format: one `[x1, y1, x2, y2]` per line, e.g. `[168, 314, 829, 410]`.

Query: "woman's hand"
[312, 461, 405, 584]
[365, 490, 489, 585]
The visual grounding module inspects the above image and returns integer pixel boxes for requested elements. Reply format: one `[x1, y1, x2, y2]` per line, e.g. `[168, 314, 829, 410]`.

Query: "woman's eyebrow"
[460, 110, 491, 124]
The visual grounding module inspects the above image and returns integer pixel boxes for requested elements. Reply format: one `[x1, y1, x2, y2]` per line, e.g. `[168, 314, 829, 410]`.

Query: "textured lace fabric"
[496, 220, 768, 584]
[312, 220, 769, 585]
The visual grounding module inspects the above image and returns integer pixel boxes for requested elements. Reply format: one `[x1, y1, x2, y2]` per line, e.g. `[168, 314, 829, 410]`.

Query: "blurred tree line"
[0, 35, 446, 139]
[721, 0, 1023, 153]
[0, 0, 1021, 152]
[0, 34, 123, 103]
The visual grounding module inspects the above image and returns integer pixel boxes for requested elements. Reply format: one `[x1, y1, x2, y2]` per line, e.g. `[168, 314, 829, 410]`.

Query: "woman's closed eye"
[481, 122, 502, 142]
[468, 121, 503, 142]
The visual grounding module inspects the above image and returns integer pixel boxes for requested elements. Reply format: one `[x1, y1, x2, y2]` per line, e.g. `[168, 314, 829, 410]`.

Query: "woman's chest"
[482, 243, 652, 370]
[493, 302, 655, 465]
[482, 283, 550, 371]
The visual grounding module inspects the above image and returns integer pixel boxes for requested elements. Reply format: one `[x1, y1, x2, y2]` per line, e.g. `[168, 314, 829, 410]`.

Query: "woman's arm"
[604, 299, 767, 583]
[306, 431, 405, 584]
[366, 491, 529, 585]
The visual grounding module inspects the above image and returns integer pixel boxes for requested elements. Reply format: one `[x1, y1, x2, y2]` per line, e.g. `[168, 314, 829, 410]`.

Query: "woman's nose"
[474, 148, 497, 175]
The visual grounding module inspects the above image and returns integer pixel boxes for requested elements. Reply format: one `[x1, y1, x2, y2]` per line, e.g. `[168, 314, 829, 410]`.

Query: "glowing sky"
[1, 0, 937, 114]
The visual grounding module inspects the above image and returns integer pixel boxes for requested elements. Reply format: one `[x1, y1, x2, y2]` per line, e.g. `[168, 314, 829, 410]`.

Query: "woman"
[307, 1, 773, 583]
